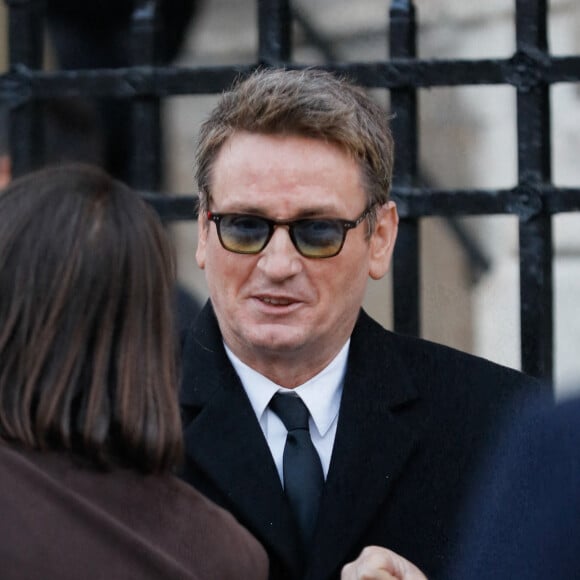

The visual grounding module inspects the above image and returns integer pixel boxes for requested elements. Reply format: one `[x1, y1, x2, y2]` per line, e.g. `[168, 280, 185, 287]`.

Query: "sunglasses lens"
[218, 215, 270, 253]
[293, 220, 344, 258]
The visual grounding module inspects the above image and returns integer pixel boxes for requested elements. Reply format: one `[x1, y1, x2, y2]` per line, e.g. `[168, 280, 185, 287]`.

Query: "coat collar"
[180, 303, 420, 580]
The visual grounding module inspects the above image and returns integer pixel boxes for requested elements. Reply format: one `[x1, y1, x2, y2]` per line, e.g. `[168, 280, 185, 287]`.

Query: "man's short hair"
[195, 68, 394, 228]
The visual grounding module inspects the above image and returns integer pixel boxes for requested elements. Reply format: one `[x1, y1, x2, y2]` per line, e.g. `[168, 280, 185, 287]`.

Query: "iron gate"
[2, 0, 580, 385]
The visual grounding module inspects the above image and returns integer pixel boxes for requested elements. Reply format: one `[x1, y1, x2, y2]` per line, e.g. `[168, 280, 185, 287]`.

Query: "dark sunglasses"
[206, 207, 372, 259]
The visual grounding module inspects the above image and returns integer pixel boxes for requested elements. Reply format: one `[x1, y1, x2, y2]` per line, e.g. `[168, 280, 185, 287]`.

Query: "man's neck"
[225, 344, 348, 389]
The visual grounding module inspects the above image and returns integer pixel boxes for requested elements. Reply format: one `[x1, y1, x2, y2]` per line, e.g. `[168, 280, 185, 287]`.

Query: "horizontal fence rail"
[143, 185, 580, 222]
[1, 54, 580, 100]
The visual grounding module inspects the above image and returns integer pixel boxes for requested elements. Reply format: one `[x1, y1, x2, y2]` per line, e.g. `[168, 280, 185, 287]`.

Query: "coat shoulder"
[351, 309, 548, 420]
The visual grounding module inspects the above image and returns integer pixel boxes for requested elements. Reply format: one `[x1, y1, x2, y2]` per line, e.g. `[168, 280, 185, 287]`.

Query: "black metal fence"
[2, 0, 579, 384]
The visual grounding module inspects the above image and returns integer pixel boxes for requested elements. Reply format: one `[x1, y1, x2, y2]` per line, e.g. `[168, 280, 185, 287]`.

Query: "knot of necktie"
[269, 393, 310, 431]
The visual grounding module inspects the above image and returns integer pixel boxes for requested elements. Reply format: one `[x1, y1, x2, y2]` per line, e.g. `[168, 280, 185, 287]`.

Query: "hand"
[341, 546, 428, 580]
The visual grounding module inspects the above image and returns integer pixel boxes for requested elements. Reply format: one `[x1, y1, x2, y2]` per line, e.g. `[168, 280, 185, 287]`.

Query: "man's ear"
[368, 201, 398, 280]
[195, 208, 208, 270]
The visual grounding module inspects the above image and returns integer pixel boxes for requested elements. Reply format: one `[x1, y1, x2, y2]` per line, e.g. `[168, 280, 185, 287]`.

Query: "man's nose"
[257, 226, 303, 279]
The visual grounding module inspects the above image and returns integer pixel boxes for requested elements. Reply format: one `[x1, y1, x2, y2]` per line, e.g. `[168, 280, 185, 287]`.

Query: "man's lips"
[254, 295, 301, 307]
[261, 297, 292, 306]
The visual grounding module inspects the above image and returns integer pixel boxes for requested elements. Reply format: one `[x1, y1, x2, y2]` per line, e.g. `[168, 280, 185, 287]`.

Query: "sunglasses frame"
[206, 207, 373, 259]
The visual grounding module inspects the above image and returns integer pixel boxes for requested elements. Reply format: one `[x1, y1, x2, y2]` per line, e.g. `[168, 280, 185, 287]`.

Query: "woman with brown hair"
[0, 164, 267, 579]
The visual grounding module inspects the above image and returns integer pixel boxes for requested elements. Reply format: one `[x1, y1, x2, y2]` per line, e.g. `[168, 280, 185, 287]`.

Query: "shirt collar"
[224, 341, 349, 438]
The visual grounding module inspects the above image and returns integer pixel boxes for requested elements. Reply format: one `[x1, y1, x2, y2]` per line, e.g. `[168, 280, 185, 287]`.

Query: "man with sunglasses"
[179, 68, 543, 580]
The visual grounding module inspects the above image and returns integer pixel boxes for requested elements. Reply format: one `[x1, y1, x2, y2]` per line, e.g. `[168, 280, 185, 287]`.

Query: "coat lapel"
[181, 306, 421, 580]
[306, 311, 420, 580]
[180, 303, 303, 578]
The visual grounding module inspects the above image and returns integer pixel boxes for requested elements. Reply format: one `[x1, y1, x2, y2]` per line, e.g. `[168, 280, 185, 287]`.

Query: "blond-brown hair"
[195, 68, 394, 230]
[0, 164, 182, 473]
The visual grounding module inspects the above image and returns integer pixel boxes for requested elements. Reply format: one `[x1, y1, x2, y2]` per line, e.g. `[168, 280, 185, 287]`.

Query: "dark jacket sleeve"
[448, 395, 580, 580]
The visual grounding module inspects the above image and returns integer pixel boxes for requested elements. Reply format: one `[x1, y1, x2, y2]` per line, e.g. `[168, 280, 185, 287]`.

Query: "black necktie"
[269, 393, 324, 550]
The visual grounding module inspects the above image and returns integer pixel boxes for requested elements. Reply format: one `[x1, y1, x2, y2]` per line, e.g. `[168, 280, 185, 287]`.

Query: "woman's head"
[0, 164, 182, 473]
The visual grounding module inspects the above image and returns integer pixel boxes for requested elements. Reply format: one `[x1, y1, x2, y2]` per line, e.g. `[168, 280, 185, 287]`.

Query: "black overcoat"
[180, 302, 543, 580]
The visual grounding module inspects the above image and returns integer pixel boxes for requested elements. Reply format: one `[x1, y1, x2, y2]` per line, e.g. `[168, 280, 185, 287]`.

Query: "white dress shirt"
[224, 341, 349, 484]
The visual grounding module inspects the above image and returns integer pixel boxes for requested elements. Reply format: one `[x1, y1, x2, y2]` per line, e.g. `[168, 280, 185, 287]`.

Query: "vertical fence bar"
[129, 0, 162, 190]
[257, 0, 292, 65]
[515, 0, 553, 382]
[5, 0, 44, 177]
[389, 0, 420, 336]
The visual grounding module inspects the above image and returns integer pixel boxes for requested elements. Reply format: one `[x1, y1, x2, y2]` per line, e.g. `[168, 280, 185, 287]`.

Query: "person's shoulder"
[404, 332, 527, 375]
[159, 475, 269, 578]
[362, 310, 532, 373]
[355, 310, 545, 396]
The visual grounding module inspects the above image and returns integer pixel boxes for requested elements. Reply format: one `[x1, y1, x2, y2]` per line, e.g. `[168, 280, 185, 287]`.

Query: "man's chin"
[245, 327, 307, 354]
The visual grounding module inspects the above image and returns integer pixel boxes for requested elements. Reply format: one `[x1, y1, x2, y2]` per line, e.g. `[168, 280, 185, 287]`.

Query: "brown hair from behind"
[0, 163, 182, 473]
[195, 67, 395, 231]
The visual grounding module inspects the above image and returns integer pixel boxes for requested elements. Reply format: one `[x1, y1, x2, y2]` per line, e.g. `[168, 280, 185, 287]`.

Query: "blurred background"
[1, 0, 579, 396]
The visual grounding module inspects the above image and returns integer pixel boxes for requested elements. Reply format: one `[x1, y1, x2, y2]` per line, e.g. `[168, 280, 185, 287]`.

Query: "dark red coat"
[0, 445, 268, 580]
